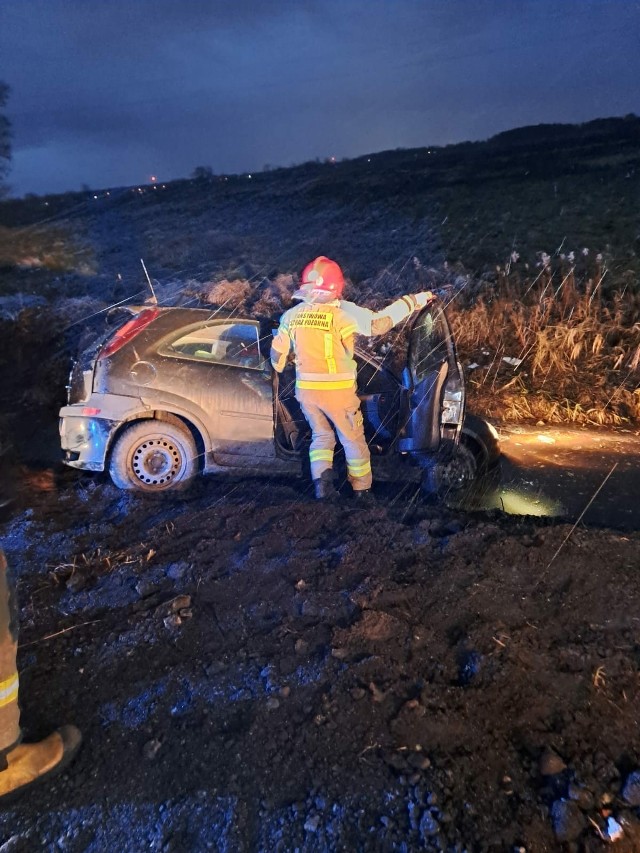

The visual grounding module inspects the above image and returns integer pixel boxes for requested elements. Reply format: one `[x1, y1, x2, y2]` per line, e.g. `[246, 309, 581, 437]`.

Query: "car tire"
[421, 442, 478, 498]
[109, 420, 198, 492]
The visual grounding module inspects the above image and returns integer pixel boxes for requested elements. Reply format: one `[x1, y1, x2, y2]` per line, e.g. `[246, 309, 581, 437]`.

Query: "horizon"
[2, 0, 639, 198]
[2, 112, 638, 202]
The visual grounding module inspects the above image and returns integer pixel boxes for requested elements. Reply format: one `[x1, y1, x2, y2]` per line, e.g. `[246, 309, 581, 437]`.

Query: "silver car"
[59, 302, 498, 493]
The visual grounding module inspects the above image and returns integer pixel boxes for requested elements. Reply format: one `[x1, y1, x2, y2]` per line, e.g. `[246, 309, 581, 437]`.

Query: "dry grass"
[199, 260, 639, 426]
[204, 278, 254, 310]
[449, 262, 640, 426]
[48, 547, 140, 587]
[0, 224, 94, 276]
[203, 273, 295, 317]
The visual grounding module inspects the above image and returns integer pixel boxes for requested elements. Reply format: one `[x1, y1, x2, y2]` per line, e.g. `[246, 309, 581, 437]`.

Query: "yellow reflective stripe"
[347, 461, 371, 472]
[310, 449, 333, 463]
[340, 323, 358, 339]
[323, 333, 336, 374]
[401, 295, 415, 312]
[347, 460, 372, 476]
[0, 673, 19, 708]
[296, 379, 355, 390]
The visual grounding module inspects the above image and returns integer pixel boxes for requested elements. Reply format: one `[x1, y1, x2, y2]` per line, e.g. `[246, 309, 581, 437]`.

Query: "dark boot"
[353, 488, 375, 506]
[313, 470, 337, 500]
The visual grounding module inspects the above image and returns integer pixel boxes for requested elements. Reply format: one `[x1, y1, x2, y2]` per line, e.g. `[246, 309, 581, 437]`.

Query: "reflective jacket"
[270, 301, 358, 390]
[270, 293, 424, 389]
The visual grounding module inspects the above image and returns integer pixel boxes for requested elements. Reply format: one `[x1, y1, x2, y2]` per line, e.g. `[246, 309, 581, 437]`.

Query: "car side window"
[409, 310, 449, 384]
[164, 322, 264, 369]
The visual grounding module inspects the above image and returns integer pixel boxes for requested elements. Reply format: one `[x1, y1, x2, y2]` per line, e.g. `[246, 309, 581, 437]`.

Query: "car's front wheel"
[109, 420, 198, 492]
[420, 442, 478, 499]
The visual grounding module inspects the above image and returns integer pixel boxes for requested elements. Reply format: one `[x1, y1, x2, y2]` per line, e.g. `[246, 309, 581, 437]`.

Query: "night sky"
[1, 0, 639, 197]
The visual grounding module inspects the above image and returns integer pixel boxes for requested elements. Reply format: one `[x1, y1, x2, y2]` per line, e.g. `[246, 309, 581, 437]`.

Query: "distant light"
[367, 158, 371, 163]
[44, 202, 49, 206]
[247, 174, 252, 179]
[162, 184, 166, 188]
[93, 195, 98, 199]
[150, 175, 157, 183]
[106, 191, 110, 196]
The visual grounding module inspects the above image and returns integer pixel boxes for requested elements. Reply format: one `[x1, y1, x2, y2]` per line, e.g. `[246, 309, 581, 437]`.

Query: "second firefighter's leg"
[0, 549, 83, 803]
[330, 388, 372, 492]
[0, 551, 20, 761]
[296, 390, 337, 498]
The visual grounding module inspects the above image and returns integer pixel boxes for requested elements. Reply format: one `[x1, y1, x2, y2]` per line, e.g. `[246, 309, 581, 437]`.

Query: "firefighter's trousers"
[296, 385, 373, 491]
[0, 551, 20, 756]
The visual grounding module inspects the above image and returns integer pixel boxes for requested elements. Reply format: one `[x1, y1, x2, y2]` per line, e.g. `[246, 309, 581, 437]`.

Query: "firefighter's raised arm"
[340, 291, 435, 337]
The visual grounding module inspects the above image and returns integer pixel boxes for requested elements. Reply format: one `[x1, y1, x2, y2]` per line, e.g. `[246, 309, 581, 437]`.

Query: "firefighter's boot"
[0, 725, 82, 803]
[313, 470, 338, 500]
[353, 488, 375, 507]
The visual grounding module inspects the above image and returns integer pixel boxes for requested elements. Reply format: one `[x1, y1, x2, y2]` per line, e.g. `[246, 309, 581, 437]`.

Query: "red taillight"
[82, 407, 101, 416]
[98, 308, 160, 359]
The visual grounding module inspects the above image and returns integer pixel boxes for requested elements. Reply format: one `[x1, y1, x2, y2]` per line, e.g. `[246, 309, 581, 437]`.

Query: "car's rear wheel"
[421, 442, 478, 498]
[109, 420, 198, 492]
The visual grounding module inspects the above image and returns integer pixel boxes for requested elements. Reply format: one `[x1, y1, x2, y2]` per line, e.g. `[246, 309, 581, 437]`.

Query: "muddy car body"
[59, 303, 498, 493]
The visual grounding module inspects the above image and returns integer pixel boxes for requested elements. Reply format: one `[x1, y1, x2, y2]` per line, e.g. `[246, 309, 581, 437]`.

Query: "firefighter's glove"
[414, 291, 436, 309]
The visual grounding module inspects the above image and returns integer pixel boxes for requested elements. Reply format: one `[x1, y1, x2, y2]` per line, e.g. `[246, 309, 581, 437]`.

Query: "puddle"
[461, 425, 640, 530]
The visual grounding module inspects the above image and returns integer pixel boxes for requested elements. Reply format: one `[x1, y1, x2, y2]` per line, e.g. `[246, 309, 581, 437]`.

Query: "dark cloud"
[1, 0, 639, 195]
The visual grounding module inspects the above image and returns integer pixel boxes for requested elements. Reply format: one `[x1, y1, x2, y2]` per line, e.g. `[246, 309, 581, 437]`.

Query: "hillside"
[1, 114, 639, 291]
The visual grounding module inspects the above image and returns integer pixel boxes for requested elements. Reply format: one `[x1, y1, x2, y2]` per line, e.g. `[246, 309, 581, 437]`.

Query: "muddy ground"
[1, 463, 640, 851]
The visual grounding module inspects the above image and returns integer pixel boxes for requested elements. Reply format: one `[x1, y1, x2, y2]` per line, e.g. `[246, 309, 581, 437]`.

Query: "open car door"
[398, 304, 465, 454]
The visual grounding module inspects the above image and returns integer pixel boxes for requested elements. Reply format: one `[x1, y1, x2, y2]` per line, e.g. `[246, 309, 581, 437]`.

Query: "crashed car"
[59, 301, 499, 494]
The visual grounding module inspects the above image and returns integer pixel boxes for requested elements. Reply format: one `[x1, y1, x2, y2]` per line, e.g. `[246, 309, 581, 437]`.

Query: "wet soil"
[1, 466, 640, 851]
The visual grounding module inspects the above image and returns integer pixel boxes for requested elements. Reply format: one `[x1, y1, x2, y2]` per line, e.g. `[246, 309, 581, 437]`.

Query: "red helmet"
[299, 256, 345, 301]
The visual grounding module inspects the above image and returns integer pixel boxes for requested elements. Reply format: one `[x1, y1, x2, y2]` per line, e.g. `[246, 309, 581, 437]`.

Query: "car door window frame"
[408, 307, 456, 384]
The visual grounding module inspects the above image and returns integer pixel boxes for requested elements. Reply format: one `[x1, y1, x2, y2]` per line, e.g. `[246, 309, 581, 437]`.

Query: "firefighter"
[271, 256, 434, 500]
[0, 441, 82, 801]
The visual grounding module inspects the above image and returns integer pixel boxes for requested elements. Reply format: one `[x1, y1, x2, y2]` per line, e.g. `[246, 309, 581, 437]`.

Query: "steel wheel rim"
[131, 437, 185, 487]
